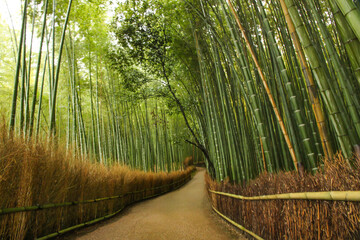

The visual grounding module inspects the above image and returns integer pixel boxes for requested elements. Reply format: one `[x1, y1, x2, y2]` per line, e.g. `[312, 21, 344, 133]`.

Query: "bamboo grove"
[4, 0, 195, 172]
[185, 0, 360, 182]
[2, 0, 360, 183]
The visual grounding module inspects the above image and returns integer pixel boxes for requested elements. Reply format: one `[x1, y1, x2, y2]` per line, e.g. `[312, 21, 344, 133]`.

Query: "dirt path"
[63, 168, 243, 240]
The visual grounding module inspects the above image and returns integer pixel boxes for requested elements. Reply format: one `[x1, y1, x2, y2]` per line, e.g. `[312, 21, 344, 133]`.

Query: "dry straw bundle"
[206, 153, 360, 239]
[0, 125, 194, 239]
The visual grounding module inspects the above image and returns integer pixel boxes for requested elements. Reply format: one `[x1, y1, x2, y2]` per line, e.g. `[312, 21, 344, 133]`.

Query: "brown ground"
[62, 168, 244, 240]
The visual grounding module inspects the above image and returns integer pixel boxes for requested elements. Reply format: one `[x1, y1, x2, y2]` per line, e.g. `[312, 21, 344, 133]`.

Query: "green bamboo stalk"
[226, 0, 299, 171]
[95, 56, 103, 163]
[255, 0, 317, 170]
[35, 54, 48, 138]
[305, 0, 360, 139]
[284, 0, 355, 158]
[24, 0, 37, 134]
[19, 27, 27, 133]
[49, 0, 73, 134]
[334, 0, 360, 42]
[29, 0, 49, 136]
[329, 0, 360, 87]
[278, 0, 334, 159]
[9, 0, 28, 132]
[213, 3, 275, 173]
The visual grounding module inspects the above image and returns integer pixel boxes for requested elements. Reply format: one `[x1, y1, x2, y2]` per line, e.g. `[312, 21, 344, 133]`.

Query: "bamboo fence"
[209, 189, 360, 201]
[0, 169, 195, 239]
[209, 188, 360, 239]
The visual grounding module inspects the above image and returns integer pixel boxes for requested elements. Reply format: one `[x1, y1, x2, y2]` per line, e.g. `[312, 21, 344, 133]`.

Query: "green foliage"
[109, 0, 203, 142]
[5, 0, 359, 181]
[0, 16, 14, 115]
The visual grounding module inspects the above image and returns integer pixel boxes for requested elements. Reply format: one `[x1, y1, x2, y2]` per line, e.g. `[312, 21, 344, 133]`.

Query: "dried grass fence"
[0, 126, 195, 239]
[206, 154, 360, 239]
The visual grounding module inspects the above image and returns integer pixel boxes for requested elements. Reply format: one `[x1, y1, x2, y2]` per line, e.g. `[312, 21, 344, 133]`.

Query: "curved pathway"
[63, 168, 242, 240]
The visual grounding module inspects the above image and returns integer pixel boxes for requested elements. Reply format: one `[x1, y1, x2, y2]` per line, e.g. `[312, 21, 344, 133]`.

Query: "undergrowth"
[206, 153, 360, 239]
[0, 124, 194, 239]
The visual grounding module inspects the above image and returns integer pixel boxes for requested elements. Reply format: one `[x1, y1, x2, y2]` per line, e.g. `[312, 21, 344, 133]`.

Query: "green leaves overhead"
[4, 0, 360, 180]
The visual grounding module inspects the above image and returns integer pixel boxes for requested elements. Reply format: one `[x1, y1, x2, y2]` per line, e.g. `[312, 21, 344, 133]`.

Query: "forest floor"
[62, 168, 244, 240]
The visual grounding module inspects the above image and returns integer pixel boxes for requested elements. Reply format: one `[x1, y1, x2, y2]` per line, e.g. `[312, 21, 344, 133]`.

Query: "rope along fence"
[209, 189, 360, 239]
[0, 169, 195, 239]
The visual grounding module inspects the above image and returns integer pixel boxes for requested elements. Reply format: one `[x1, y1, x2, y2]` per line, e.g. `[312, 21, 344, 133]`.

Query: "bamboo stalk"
[256, 0, 317, 170]
[29, 0, 49, 137]
[49, 0, 73, 134]
[278, 0, 334, 159]
[212, 206, 264, 240]
[9, 0, 28, 132]
[259, 136, 266, 172]
[209, 189, 360, 201]
[334, 0, 360, 42]
[226, 0, 299, 171]
[283, 0, 354, 158]
[305, 0, 360, 139]
[329, 0, 360, 87]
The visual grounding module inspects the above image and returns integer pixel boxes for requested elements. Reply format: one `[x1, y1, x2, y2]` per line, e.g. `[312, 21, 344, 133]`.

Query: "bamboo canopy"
[5, 0, 360, 184]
